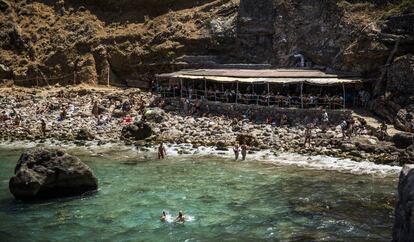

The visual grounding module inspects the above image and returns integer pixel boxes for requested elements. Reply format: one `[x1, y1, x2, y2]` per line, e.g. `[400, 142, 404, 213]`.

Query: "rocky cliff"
[0, 0, 239, 87]
[1, 0, 413, 85]
[0, 0, 414, 128]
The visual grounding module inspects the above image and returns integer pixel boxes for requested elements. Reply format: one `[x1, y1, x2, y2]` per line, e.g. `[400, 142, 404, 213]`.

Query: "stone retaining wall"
[165, 98, 351, 125]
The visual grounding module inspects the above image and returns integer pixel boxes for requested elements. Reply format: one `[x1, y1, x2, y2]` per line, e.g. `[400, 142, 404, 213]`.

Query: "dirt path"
[352, 109, 402, 136]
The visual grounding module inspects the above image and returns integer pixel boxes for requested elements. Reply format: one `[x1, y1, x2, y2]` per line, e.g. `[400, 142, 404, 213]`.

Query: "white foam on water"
[162, 144, 401, 178]
[0, 141, 402, 178]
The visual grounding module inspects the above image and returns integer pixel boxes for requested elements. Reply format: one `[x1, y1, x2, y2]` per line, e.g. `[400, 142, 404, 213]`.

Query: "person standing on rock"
[321, 110, 329, 132]
[340, 120, 348, 140]
[59, 106, 67, 121]
[92, 101, 99, 119]
[40, 119, 47, 136]
[193, 98, 201, 115]
[158, 143, 166, 160]
[233, 143, 240, 160]
[241, 143, 248, 161]
[348, 117, 356, 138]
[183, 98, 190, 116]
[304, 123, 313, 147]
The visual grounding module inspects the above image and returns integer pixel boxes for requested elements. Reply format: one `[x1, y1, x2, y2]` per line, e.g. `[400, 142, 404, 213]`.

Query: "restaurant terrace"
[155, 68, 367, 109]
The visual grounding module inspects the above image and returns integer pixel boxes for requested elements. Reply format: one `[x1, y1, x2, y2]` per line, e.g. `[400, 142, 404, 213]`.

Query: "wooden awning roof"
[156, 68, 363, 86]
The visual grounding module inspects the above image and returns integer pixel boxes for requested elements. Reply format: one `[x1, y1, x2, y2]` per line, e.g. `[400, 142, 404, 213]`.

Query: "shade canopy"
[156, 68, 363, 86]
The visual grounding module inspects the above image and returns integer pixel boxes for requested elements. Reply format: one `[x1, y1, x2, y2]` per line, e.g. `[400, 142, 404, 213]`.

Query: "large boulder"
[75, 128, 95, 141]
[399, 145, 414, 165]
[121, 121, 153, 140]
[236, 133, 259, 147]
[9, 148, 98, 200]
[145, 107, 167, 123]
[393, 132, 414, 149]
[0, 64, 12, 79]
[387, 54, 414, 96]
[395, 107, 414, 133]
[392, 165, 414, 242]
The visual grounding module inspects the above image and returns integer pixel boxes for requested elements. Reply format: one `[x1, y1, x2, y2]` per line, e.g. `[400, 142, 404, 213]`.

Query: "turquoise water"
[0, 148, 396, 241]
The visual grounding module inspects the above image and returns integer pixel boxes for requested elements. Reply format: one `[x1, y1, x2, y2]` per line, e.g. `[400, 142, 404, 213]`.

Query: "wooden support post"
[267, 82, 270, 106]
[236, 81, 239, 104]
[342, 84, 346, 109]
[300, 83, 304, 109]
[180, 79, 183, 98]
[204, 78, 207, 99]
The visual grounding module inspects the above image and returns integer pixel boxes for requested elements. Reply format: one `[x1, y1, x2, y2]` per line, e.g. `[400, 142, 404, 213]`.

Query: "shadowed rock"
[121, 121, 153, 140]
[9, 148, 98, 200]
[392, 165, 414, 242]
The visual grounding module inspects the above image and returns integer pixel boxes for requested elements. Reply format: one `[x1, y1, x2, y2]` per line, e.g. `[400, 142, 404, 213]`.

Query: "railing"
[157, 88, 347, 109]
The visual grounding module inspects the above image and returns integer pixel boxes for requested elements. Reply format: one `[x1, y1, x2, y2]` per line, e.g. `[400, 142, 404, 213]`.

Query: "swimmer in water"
[174, 211, 185, 223]
[160, 211, 167, 222]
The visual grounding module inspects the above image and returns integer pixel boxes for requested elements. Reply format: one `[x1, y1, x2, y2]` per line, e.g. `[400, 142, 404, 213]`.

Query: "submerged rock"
[9, 148, 98, 200]
[393, 165, 414, 242]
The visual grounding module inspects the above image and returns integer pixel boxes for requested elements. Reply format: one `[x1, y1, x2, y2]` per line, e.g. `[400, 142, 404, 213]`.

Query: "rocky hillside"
[0, 0, 413, 130]
[0, 0, 239, 86]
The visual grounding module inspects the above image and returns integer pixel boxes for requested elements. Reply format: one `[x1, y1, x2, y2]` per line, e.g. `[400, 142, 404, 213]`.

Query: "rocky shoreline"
[0, 86, 413, 166]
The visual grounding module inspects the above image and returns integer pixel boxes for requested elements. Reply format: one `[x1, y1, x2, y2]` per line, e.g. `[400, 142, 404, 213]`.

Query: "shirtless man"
[304, 123, 313, 147]
[158, 143, 166, 159]
[241, 143, 248, 161]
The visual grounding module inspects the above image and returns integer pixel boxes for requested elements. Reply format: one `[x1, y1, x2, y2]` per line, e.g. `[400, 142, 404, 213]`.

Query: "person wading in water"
[233, 143, 240, 160]
[241, 143, 248, 160]
[158, 143, 166, 159]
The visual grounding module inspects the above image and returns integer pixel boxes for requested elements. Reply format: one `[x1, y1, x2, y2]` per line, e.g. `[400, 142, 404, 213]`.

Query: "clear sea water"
[0, 147, 397, 242]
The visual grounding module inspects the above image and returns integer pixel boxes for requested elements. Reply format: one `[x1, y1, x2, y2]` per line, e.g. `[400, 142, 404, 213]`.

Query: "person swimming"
[174, 211, 185, 223]
[160, 211, 167, 222]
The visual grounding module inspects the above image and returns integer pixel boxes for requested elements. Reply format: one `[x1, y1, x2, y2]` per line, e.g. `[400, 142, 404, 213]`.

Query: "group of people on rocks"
[0, 89, 152, 140]
[302, 111, 389, 148]
[182, 97, 209, 116]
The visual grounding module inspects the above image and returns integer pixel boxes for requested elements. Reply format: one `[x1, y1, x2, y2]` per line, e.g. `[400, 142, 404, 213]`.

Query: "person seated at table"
[259, 91, 267, 105]
[243, 93, 251, 104]
[230, 90, 236, 103]
[309, 95, 317, 108]
[215, 88, 221, 101]
[280, 114, 288, 126]
[283, 94, 292, 107]
[224, 89, 231, 103]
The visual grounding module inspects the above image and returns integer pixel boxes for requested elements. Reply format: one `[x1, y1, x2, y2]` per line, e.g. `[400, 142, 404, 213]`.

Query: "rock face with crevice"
[393, 165, 414, 241]
[1, 0, 413, 86]
[9, 148, 98, 200]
